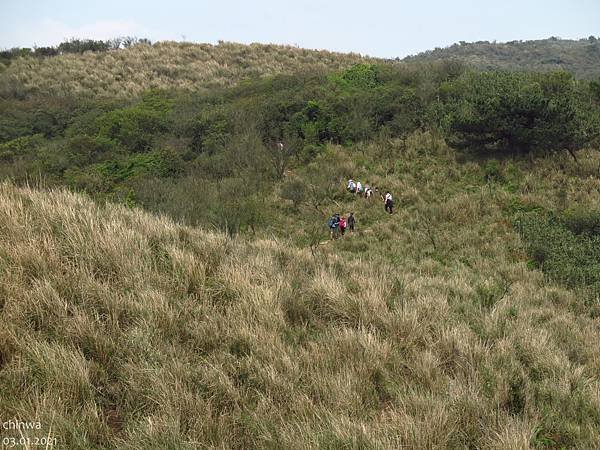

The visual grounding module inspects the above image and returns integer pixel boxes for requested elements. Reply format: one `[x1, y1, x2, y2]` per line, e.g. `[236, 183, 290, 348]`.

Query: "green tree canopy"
[442, 71, 594, 157]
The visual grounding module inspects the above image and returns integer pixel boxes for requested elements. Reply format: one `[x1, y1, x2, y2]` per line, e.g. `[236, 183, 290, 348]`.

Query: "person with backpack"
[356, 181, 363, 195]
[339, 215, 347, 236]
[328, 213, 340, 239]
[347, 212, 355, 232]
[384, 191, 393, 214]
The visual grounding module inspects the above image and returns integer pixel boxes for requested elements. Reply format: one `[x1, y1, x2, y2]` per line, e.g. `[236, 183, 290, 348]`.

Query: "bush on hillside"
[0, 134, 44, 162]
[330, 63, 380, 90]
[65, 148, 184, 193]
[516, 210, 600, 296]
[58, 38, 110, 54]
[98, 106, 169, 153]
[189, 111, 231, 155]
[562, 207, 600, 237]
[280, 178, 307, 209]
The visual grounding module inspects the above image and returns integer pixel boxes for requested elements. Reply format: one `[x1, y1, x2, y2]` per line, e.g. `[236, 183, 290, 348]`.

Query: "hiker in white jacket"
[384, 192, 393, 214]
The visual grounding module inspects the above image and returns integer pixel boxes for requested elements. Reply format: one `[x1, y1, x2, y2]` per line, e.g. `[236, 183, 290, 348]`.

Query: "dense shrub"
[562, 207, 600, 237]
[280, 178, 307, 209]
[404, 37, 600, 80]
[98, 106, 169, 152]
[0, 134, 44, 161]
[58, 38, 110, 54]
[65, 148, 184, 193]
[0, 97, 78, 142]
[189, 111, 231, 155]
[442, 71, 592, 156]
[330, 63, 380, 89]
[516, 210, 600, 295]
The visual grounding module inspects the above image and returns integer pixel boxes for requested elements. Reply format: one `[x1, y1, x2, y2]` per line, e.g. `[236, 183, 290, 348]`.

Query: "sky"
[1, 0, 599, 58]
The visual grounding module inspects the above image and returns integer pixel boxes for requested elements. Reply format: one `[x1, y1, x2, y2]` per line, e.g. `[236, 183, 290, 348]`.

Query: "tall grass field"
[0, 39, 599, 449]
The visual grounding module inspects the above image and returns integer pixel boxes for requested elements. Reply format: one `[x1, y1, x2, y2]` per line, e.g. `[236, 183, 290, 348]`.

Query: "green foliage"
[65, 148, 184, 193]
[591, 79, 600, 102]
[101, 148, 184, 180]
[65, 135, 121, 166]
[330, 63, 380, 90]
[64, 99, 125, 138]
[189, 111, 231, 155]
[97, 103, 169, 152]
[516, 210, 600, 295]
[0, 97, 78, 142]
[0, 60, 596, 238]
[58, 38, 111, 54]
[291, 100, 332, 146]
[0, 134, 44, 161]
[443, 71, 591, 155]
[215, 180, 266, 234]
[46, 37, 150, 56]
[405, 37, 600, 80]
[482, 159, 503, 183]
[561, 207, 600, 237]
[0, 101, 33, 141]
[31, 109, 68, 138]
[280, 178, 307, 209]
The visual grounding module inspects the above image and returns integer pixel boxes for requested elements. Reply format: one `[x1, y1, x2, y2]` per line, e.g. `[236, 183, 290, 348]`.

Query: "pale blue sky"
[1, 0, 599, 58]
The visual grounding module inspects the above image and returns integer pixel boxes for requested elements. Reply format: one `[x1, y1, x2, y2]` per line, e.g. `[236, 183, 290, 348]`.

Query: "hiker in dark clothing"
[347, 213, 355, 232]
[384, 191, 393, 214]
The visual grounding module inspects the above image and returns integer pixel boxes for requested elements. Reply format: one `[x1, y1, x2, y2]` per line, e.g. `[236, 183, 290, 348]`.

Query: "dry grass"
[1, 141, 600, 449]
[0, 41, 377, 99]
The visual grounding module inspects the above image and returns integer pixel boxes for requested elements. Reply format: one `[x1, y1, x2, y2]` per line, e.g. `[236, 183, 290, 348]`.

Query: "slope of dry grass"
[0, 41, 377, 99]
[1, 141, 599, 449]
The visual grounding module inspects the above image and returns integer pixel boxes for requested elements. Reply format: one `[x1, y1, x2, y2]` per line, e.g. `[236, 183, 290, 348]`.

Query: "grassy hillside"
[3, 37, 598, 101]
[1, 139, 599, 448]
[0, 41, 375, 99]
[0, 38, 599, 448]
[404, 37, 600, 79]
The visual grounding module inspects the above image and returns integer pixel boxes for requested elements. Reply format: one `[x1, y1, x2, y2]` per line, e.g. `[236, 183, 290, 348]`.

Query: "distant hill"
[403, 37, 600, 79]
[2, 37, 598, 100]
[0, 41, 376, 99]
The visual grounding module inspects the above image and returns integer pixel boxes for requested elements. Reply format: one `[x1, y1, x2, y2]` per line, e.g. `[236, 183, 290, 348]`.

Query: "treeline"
[0, 37, 151, 67]
[0, 62, 598, 234]
[404, 37, 600, 80]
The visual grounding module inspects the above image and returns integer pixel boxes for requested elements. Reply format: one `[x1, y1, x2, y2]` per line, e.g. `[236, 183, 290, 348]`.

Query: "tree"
[280, 177, 306, 209]
[265, 140, 295, 180]
[442, 71, 592, 158]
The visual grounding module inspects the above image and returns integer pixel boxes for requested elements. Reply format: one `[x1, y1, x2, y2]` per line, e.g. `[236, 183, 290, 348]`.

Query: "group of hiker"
[327, 212, 355, 239]
[347, 179, 374, 199]
[347, 179, 393, 214]
[326, 180, 394, 239]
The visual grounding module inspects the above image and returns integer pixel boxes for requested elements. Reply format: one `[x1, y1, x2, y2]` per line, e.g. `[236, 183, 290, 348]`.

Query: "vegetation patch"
[516, 208, 600, 296]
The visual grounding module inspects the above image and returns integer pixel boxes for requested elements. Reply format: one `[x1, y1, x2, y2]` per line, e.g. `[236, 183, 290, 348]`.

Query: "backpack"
[327, 217, 336, 228]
